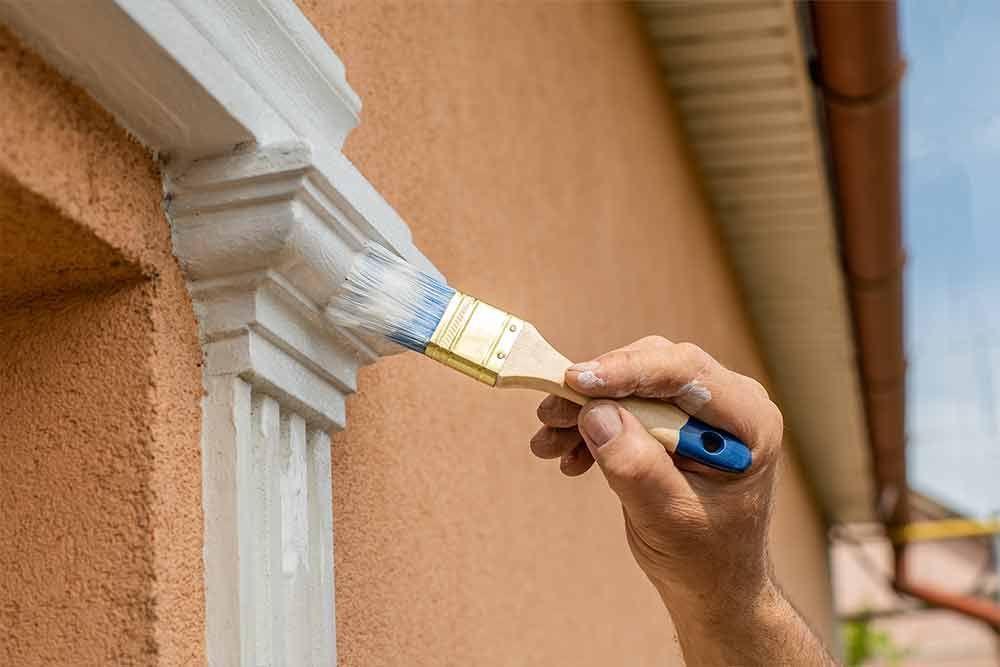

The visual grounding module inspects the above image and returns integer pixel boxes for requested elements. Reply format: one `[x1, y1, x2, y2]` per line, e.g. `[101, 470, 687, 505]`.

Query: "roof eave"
[636, 0, 877, 522]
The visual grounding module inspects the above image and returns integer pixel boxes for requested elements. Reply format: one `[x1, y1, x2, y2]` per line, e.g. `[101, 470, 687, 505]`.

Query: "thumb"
[578, 401, 687, 506]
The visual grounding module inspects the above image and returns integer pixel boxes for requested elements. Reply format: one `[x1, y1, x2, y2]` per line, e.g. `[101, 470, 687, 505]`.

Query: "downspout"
[810, 0, 1000, 628]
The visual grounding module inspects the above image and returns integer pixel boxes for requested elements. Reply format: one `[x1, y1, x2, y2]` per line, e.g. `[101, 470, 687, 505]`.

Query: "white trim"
[1, 1, 435, 663]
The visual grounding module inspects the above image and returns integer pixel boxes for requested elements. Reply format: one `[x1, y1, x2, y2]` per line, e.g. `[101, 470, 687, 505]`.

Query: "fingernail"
[580, 404, 621, 447]
[568, 361, 606, 389]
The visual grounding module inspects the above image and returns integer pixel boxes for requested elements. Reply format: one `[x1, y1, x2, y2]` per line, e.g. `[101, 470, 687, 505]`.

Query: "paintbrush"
[328, 242, 751, 473]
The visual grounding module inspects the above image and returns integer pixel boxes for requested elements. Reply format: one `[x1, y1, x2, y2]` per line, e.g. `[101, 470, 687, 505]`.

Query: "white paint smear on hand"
[576, 370, 607, 389]
[674, 380, 712, 414]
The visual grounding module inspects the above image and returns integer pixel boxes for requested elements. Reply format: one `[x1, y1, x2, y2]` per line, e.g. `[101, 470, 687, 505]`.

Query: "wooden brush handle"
[496, 323, 751, 473]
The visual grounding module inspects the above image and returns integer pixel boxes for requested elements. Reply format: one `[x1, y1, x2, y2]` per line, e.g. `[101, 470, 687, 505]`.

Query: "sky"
[902, 1, 1000, 515]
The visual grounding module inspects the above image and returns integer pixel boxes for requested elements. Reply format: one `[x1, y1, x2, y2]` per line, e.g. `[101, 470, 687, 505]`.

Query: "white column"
[308, 430, 335, 666]
[202, 375, 253, 666]
[208, 385, 338, 667]
[250, 395, 281, 665]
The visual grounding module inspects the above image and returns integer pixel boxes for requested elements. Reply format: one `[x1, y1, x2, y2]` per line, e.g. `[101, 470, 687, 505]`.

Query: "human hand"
[530, 336, 783, 619]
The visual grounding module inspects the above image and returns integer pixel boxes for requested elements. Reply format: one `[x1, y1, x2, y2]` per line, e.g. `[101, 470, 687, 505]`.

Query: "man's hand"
[530, 336, 836, 666]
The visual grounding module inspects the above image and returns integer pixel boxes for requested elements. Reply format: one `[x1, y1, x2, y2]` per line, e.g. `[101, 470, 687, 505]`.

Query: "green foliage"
[842, 616, 907, 666]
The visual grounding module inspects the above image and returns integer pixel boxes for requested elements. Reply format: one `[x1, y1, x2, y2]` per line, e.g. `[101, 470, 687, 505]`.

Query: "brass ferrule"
[425, 292, 523, 386]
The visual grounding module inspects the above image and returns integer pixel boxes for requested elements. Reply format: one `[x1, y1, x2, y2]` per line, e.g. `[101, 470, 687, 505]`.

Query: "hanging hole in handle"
[700, 431, 725, 454]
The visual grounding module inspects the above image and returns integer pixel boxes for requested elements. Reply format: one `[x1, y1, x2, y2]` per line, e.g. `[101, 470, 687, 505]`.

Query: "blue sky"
[903, 1, 1000, 515]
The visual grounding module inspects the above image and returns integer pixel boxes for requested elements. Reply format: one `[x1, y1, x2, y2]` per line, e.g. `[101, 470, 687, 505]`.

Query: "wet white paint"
[327, 242, 454, 351]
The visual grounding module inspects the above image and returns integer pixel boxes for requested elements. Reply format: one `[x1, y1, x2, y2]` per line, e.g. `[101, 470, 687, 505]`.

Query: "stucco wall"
[299, 2, 834, 664]
[0, 26, 203, 665]
[0, 3, 834, 664]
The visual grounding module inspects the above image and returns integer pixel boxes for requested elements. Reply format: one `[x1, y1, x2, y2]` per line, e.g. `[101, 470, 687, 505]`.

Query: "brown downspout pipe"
[810, 0, 1000, 628]
[810, 0, 907, 538]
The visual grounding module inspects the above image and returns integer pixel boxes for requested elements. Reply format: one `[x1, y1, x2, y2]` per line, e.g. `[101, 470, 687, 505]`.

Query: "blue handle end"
[676, 418, 752, 474]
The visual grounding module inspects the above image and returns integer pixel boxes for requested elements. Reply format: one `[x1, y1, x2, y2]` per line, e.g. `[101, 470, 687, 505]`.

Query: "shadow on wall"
[0, 170, 162, 664]
[0, 171, 143, 305]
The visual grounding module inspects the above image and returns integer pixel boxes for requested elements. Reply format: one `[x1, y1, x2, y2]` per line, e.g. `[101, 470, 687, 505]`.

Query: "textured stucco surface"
[0, 25, 204, 665]
[298, 2, 835, 664]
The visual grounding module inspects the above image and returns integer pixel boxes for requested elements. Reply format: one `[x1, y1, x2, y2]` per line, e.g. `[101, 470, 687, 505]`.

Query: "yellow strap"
[891, 518, 1000, 543]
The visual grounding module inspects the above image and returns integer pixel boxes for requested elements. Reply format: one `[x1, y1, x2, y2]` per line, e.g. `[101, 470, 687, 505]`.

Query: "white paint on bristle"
[327, 242, 454, 351]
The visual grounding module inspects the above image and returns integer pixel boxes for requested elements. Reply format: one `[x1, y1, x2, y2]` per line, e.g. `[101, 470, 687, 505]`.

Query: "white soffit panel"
[636, 0, 876, 522]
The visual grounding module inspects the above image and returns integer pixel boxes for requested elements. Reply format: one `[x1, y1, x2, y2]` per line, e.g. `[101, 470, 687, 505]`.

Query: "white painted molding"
[0, 0, 362, 159]
[0, 1, 439, 664]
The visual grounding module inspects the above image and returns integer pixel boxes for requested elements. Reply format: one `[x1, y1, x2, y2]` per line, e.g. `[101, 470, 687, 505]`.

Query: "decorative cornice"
[169, 141, 440, 287]
[167, 140, 438, 431]
[0, 0, 362, 159]
[0, 0, 438, 418]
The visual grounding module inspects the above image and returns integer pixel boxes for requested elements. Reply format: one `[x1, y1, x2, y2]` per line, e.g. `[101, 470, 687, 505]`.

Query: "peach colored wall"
[0, 3, 835, 663]
[0, 26, 204, 665]
[298, 2, 835, 664]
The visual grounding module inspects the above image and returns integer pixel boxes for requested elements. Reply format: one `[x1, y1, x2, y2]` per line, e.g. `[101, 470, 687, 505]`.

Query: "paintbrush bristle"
[327, 242, 455, 352]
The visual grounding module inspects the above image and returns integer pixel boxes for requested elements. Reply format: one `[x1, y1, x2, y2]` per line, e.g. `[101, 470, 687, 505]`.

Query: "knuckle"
[747, 401, 784, 465]
[744, 376, 771, 400]
[676, 341, 710, 370]
[766, 401, 784, 447]
[620, 348, 643, 373]
[636, 342, 711, 398]
[599, 349, 642, 394]
[635, 335, 671, 349]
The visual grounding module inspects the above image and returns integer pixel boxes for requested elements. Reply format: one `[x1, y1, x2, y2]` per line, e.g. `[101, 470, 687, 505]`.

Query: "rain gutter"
[810, 0, 1000, 629]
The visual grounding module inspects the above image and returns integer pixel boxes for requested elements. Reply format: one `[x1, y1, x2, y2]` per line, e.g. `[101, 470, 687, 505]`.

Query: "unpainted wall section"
[0, 27, 203, 665]
[298, 2, 835, 664]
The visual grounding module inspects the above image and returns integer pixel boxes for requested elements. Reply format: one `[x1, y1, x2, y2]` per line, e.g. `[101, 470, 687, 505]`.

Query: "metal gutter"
[809, 0, 907, 528]
[810, 0, 1000, 630]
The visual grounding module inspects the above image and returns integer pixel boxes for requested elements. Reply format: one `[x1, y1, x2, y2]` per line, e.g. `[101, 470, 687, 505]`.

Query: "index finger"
[565, 337, 782, 464]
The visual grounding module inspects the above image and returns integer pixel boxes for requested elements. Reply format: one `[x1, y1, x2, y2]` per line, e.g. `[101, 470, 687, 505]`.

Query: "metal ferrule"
[425, 292, 523, 386]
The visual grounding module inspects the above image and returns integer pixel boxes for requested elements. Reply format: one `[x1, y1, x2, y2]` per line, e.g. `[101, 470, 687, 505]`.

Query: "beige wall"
[0, 26, 204, 665]
[299, 2, 834, 664]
